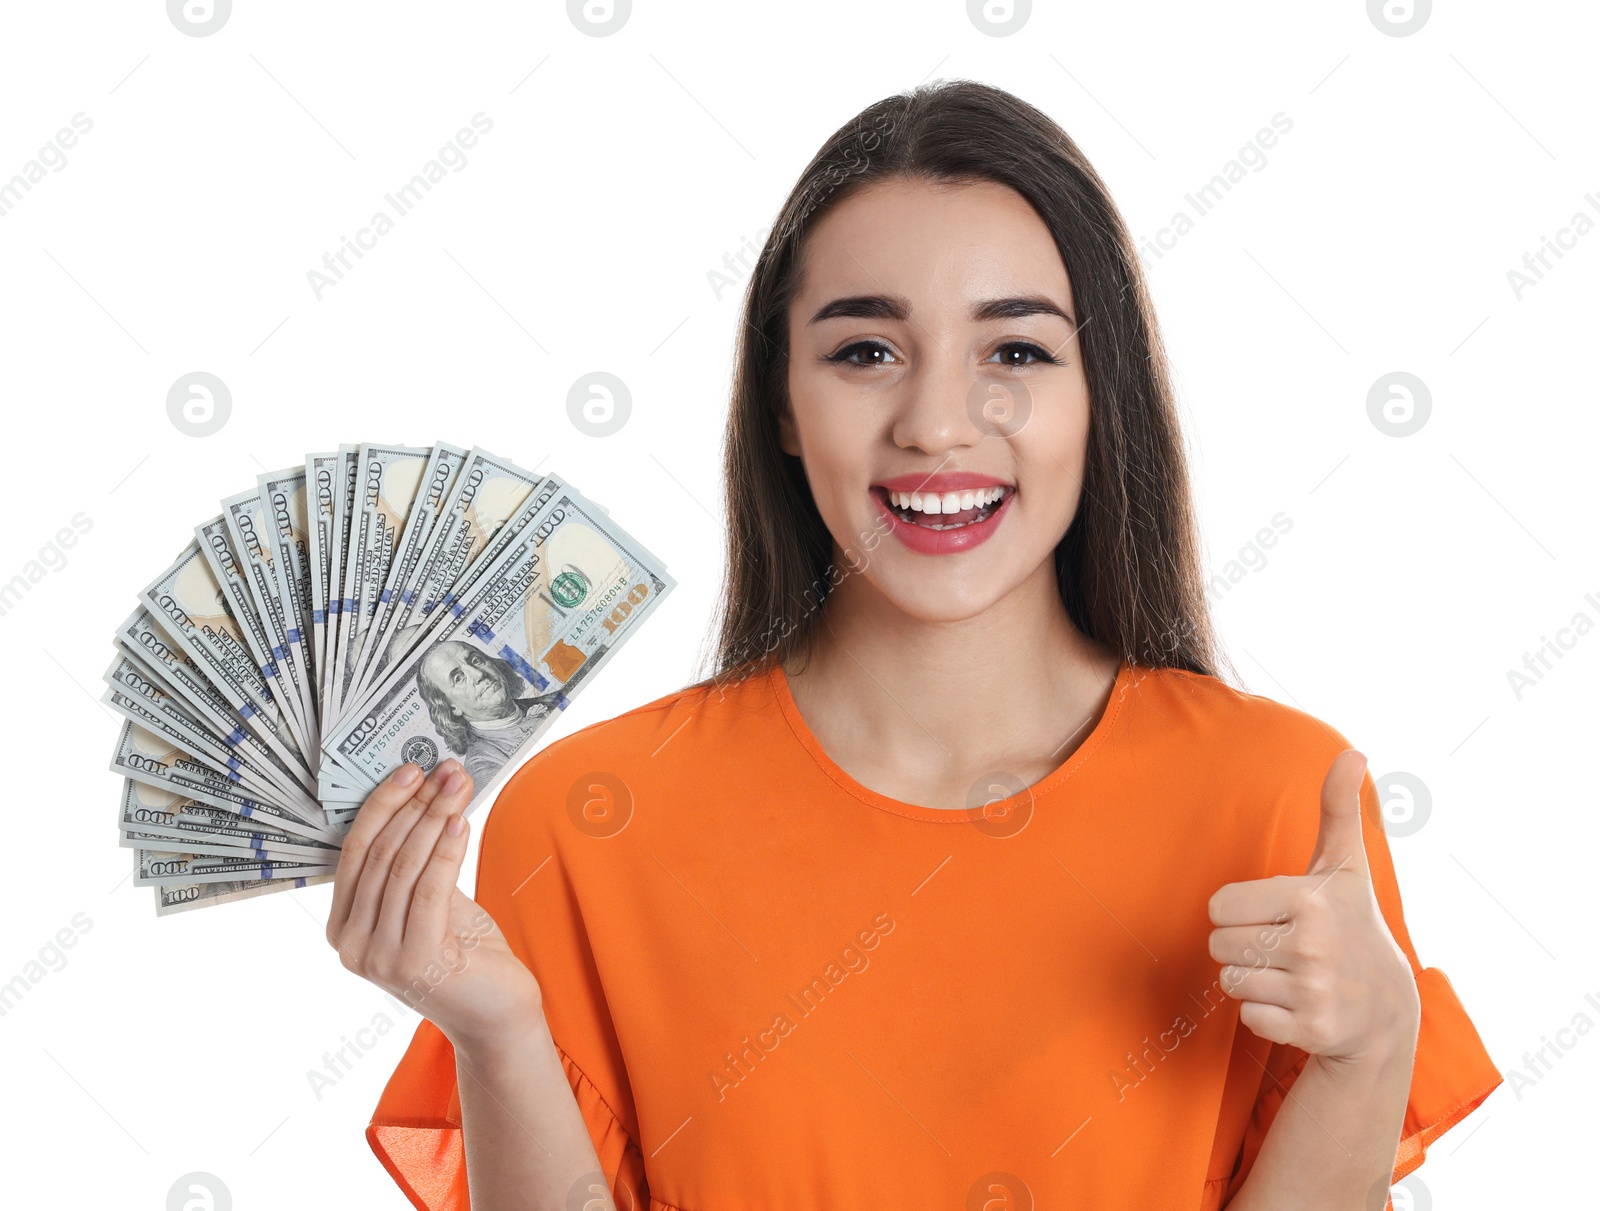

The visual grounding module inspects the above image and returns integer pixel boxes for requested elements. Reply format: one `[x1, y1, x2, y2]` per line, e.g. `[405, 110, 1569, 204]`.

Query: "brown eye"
[988, 341, 1060, 367]
[825, 340, 899, 366]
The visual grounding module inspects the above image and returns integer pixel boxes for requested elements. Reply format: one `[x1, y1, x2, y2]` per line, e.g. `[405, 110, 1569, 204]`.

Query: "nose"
[889, 344, 988, 459]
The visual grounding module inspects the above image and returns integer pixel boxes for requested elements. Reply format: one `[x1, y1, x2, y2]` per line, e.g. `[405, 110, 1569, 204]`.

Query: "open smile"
[869, 473, 1015, 555]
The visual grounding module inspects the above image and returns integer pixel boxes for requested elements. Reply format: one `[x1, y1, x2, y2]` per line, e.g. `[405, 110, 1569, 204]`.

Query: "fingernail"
[396, 764, 420, 786]
[446, 814, 465, 837]
[444, 771, 466, 795]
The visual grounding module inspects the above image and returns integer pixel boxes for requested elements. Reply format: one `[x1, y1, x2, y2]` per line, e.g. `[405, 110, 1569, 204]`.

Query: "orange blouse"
[367, 660, 1501, 1209]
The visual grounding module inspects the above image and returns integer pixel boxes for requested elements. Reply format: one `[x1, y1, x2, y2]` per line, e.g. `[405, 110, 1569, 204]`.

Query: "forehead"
[795, 176, 1068, 308]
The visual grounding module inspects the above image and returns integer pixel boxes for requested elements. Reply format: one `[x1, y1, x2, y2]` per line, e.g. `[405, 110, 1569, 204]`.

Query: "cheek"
[1015, 394, 1090, 516]
[789, 383, 875, 501]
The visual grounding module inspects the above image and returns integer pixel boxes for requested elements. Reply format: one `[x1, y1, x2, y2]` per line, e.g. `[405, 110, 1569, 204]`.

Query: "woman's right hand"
[325, 758, 544, 1053]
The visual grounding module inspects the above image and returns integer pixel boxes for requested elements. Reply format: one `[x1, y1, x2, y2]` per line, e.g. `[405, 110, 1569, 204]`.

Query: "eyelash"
[822, 339, 1062, 368]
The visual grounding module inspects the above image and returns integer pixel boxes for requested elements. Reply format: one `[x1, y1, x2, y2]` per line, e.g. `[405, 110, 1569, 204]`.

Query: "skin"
[779, 176, 1420, 1208]
[1212, 751, 1422, 1209]
[326, 760, 613, 1210]
[779, 176, 1120, 805]
[327, 175, 1420, 1209]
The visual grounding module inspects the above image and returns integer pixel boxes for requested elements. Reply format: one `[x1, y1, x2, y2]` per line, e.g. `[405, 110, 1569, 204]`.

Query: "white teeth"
[887, 486, 1005, 514]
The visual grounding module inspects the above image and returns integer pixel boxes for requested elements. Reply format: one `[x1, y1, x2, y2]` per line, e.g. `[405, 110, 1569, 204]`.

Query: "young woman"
[329, 81, 1500, 1210]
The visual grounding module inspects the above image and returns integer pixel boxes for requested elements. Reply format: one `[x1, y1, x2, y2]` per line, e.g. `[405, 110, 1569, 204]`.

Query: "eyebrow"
[807, 292, 1075, 327]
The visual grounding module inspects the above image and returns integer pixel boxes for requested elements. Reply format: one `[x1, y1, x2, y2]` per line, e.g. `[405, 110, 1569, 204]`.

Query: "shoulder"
[1124, 662, 1356, 770]
[1129, 664, 1373, 874]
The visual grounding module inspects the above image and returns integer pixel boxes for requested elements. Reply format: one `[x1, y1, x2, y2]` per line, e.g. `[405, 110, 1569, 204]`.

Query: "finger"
[1238, 999, 1298, 1046]
[340, 760, 461, 948]
[1208, 924, 1297, 971]
[1219, 965, 1298, 1009]
[373, 765, 473, 952]
[405, 803, 473, 948]
[327, 762, 423, 941]
[1306, 748, 1370, 879]
[1208, 875, 1302, 928]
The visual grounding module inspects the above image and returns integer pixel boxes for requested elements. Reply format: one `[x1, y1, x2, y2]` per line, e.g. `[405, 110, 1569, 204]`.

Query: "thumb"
[1306, 748, 1370, 879]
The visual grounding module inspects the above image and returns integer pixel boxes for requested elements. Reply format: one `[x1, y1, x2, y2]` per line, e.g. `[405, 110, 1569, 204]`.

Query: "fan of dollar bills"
[103, 443, 674, 916]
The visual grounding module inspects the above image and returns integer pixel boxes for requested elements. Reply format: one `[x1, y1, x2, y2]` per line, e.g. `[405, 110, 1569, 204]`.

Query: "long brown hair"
[693, 79, 1234, 691]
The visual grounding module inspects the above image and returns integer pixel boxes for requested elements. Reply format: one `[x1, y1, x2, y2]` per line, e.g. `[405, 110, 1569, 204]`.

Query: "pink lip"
[874, 471, 1011, 494]
[870, 484, 1013, 556]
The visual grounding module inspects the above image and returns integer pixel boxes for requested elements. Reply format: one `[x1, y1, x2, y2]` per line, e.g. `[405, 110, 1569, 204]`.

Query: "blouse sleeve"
[1213, 755, 1503, 1207]
[365, 755, 651, 1210]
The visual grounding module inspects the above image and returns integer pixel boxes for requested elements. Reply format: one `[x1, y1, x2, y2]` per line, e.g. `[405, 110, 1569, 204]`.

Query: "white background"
[0, 1, 1592, 1207]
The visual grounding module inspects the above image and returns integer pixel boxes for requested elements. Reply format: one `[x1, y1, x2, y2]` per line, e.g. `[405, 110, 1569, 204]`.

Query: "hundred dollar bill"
[113, 721, 338, 843]
[134, 552, 313, 785]
[101, 653, 322, 818]
[330, 443, 430, 725]
[156, 874, 334, 916]
[220, 487, 317, 756]
[134, 848, 337, 886]
[321, 447, 360, 711]
[114, 609, 317, 804]
[122, 828, 331, 864]
[363, 448, 549, 685]
[190, 517, 314, 766]
[321, 486, 674, 812]
[317, 769, 368, 802]
[257, 466, 321, 734]
[347, 442, 468, 707]
[117, 780, 339, 861]
[454, 472, 565, 600]
[305, 450, 341, 710]
[361, 452, 559, 696]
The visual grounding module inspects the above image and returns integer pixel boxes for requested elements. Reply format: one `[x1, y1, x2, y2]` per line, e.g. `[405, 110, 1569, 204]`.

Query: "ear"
[777, 405, 801, 458]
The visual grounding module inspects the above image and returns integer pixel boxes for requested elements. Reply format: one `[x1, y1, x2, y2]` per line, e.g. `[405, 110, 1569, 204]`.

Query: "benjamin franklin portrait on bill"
[415, 639, 565, 787]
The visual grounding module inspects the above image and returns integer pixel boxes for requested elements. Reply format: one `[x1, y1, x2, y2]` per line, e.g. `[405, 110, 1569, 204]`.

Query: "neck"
[783, 554, 1119, 788]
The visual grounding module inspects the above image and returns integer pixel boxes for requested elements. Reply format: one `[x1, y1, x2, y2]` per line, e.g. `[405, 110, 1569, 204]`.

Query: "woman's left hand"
[1206, 749, 1421, 1066]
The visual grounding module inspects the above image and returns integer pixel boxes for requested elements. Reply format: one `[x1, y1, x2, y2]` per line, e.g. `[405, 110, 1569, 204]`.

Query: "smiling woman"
[345, 80, 1501, 1211]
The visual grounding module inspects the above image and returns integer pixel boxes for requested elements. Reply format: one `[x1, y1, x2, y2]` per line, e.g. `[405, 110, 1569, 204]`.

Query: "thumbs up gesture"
[1207, 750, 1421, 1063]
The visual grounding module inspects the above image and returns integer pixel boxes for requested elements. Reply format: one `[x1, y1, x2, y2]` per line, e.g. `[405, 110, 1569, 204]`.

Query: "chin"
[879, 580, 1010, 625]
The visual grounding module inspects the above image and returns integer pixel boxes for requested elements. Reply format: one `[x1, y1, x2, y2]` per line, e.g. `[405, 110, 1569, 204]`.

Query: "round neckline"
[766, 656, 1135, 824]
